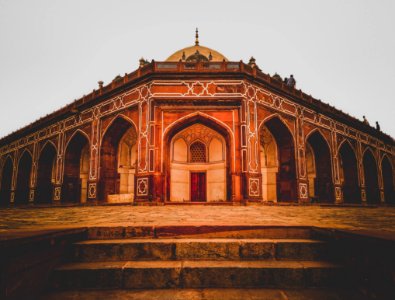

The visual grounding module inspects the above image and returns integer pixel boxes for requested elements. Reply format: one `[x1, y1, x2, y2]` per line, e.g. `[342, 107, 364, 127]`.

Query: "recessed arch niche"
[15, 150, 33, 204]
[381, 156, 394, 204]
[0, 157, 13, 205]
[99, 117, 137, 202]
[260, 117, 297, 202]
[339, 141, 360, 203]
[62, 132, 90, 203]
[36, 142, 57, 203]
[169, 123, 227, 202]
[363, 149, 380, 204]
[305, 131, 334, 203]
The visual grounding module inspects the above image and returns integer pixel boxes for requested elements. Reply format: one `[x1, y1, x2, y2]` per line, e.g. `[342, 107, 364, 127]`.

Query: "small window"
[190, 141, 206, 163]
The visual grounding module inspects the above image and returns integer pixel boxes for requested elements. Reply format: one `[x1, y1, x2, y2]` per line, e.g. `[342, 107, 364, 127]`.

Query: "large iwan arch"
[163, 114, 233, 202]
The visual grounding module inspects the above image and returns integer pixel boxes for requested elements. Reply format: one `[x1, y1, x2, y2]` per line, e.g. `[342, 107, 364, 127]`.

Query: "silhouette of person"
[286, 75, 296, 88]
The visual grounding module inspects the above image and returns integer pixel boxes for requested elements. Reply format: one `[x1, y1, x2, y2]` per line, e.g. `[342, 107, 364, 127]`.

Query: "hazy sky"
[0, 0, 394, 139]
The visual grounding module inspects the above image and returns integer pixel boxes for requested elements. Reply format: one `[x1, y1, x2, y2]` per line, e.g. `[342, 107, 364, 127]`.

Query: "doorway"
[191, 172, 206, 202]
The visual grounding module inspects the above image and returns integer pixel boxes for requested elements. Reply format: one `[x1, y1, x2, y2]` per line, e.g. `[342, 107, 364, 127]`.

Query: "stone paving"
[1, 204, 395, 234]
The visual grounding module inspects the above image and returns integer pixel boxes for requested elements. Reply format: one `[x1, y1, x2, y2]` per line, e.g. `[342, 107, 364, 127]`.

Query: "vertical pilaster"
[357, 138, 366, 203]
[135, 97, 151, 201]
[245, 98, 261, 201]
[296, 109, 309, 203]
[88, 111, 100, 201]
[331, 123, 342, 203]
[10, 150, 17, 204]
[377, 150, 385, 203]
[53, 131, 64, 202]
[29, 141, 38, 203]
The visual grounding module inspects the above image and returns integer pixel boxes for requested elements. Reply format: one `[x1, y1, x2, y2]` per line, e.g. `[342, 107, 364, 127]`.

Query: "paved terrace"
[1, 204, 395, 235]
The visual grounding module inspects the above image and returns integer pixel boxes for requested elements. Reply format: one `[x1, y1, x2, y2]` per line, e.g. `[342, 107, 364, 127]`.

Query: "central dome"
[165, 29, 228, 62]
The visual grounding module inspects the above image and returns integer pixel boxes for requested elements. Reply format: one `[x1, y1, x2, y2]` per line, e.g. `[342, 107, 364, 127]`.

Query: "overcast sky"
[0, 0, 394, 139]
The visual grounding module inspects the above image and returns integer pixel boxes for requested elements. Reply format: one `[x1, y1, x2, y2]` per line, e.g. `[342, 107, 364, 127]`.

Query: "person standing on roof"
[286, 75, 296, 88]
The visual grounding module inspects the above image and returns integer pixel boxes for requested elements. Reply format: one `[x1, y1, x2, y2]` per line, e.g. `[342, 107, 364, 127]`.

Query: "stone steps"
[40, 288, 372, 300]
[51, 260, 345, 290]
[73, 238, 328, 261]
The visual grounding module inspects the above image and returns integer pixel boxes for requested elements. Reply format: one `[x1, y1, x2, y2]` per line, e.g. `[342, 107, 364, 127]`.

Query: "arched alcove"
[363, 150, 380, 204]
[62, 132, 90, 203]
[262, 117, 297, 202]
[36, 142, 57, 203]
[0, 157, 13, 205]
[381, 156, 394, 204]
[99, 117, 137, 202]
[306, 131, 334, 203]
[15, 151, 33, 204]
[339, 142, 360, 203]
[259, 126, 278, 201]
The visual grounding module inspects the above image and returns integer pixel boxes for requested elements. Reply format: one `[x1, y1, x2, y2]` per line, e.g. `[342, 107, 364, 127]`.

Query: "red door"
[191, 172, 206, 202]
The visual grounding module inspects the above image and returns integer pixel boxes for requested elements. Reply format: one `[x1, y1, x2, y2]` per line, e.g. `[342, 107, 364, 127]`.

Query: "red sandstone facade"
[0, 38, 394, 206]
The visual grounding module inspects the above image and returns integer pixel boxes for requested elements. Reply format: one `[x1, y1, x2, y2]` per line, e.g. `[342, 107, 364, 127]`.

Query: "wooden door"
[191, 172, 206, 202]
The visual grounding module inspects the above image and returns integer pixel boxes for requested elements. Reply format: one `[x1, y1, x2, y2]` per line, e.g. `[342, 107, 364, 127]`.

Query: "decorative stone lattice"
[190, 141, 206, 163]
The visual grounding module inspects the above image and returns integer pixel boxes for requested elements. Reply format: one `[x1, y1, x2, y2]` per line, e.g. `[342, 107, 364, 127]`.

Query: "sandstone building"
[0, 32, 394, 205]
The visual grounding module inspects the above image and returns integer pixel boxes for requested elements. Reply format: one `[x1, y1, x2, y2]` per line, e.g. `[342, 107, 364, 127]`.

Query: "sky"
[0, 0, 394, 139]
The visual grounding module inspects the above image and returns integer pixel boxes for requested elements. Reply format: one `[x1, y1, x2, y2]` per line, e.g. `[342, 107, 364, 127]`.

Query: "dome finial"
[195, 28, 199, 46]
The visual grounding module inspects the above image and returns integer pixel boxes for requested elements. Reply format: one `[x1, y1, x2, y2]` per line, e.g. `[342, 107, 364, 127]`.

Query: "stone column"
[52, 132, 65, 203]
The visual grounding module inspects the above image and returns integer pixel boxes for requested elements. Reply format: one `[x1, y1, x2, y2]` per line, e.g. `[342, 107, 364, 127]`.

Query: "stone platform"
[1, 204, 395, 234]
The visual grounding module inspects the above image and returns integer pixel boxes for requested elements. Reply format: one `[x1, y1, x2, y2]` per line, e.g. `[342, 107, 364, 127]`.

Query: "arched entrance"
[382, 156, 394, 204]
[0, 157, 13, 205]
[363, 150, 380, 204]
[259, 126, 278, 201]
[62, 132, 90, 203]
[306, 131, 333, 203]
[36, 142, 57, 204]
[99, 117, 137, 202]
[339, 142, 360, 203]
[164, 115, 232, 202]
[15, 151, 32, 204]
[261, 117, 297, 202]
[169, 123, 227, 202]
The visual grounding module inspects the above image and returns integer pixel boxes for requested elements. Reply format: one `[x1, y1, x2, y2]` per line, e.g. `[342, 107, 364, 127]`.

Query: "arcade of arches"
[0, 113, 393, 206]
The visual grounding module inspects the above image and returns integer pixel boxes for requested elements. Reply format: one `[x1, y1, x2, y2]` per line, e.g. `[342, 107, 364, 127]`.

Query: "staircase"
[41, 226, 369, 299]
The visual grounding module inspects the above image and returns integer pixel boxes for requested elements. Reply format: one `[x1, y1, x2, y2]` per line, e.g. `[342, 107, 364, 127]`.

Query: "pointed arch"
[259, 113, 296, 147]
[39, 139, 58, 157]
[98, 115, 138, 201]
[65, 129, 90, 151]
[306, 130, 334, 202]
[0, 156, 14, 205]
[339, 139, 360, 203]
[17, 148, 33, 165]
[62, 131, 90, 203]
[363, 148, 380, 204]
[15, 150, 33, 204]
[260, 115, 297, 202]
[381, 154, 394, 204]
[163, 113, 233, 202]
[337, 139, 357, 156]
[36, 142, 57, 203]
[101, 113, 138, 141]
[305, 128, 332, 154]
